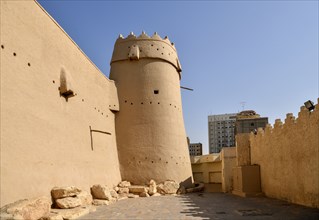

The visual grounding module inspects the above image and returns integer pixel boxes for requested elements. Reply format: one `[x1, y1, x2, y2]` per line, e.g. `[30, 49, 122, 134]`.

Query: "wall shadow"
[180, 176, 193, 188]
[177, 192, 319, 220]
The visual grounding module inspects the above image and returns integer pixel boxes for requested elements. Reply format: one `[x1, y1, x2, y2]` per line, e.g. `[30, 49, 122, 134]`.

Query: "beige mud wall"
[250, 100, 319, 208]
[109, 33, 193, 186]
[235, 134, 251, 166]
[220, 147, 236, 193]
[0, 1, 121, 206]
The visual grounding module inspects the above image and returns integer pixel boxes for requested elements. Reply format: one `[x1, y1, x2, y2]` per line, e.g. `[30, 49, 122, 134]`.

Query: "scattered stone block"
[114, 186, 119, 192]
[90, 185, 113, 200]
[157, 183, 165, 194]
[40, 212, 64, 220]
[0, 199, 27, 213]
[92, 199, 110, 206]
[56, 197, 82, 209]
[50, 206, 90, 219]
[51, 186, 81, 200]
[140, 192, 150, 197]
[110, 189, 119, 199]
[118, 187, 129, 194]
[2, 197, 51, 220]
[0, 212, 14, 220]
[76, 191, 93, 206]
[128, 186, 147, 194]
[148, 179, 157, 195]
[159, 180, 180, 194]
[118, 181, 131, 188]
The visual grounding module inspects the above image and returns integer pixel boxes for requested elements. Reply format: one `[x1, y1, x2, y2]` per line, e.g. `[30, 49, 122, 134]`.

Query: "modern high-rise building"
[208, 113, 237, 153]
[189, 143, 203, 156]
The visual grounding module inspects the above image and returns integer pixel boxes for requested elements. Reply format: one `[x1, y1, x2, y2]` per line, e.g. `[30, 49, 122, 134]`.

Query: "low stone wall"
[250, 99, 319, 208]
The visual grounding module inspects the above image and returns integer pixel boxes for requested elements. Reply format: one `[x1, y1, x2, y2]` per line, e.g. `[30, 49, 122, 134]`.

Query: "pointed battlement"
[115, 31, 175, 48]
[250, 98, 319, 208]
[111, 31, 182, 77]
[251, 99, 319, 139]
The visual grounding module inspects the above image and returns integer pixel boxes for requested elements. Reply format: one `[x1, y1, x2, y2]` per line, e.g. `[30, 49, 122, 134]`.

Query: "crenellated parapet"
[251, 98, 319, 139]
[250, 98, 319, 208]
[111, 32, 182, 78]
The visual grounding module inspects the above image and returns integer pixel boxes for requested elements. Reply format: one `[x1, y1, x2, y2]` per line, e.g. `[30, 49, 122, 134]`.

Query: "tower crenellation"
[111, 32, 182, 77]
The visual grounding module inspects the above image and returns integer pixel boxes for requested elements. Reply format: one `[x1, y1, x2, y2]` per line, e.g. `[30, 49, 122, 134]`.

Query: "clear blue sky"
[39, 0, 318, 154]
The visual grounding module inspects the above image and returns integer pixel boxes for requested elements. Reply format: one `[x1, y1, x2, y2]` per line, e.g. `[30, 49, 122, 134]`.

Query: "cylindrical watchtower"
[109, 32, 193, 187]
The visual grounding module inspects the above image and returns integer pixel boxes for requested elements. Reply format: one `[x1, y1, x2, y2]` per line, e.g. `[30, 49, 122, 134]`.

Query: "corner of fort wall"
[0, 0, 121, 206]
[250, 98, 319, 208]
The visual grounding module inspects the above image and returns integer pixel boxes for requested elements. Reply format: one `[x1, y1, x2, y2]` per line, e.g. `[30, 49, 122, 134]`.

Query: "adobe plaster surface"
[221, 147, 236, 193]
[1, 0, 318, 212]
[235, 134, 251, 166]
[110, 33, 193, 186]
[0, 0, 193, 206]
[250, 101, 319, 208]
[0, 0, 122, 206]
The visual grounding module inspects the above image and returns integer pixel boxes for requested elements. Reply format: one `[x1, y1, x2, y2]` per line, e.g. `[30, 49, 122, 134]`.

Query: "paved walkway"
[79, 193, 319, 220]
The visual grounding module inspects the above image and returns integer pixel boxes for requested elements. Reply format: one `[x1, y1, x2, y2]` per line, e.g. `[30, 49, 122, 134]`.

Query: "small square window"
[154, 90, 159, 94]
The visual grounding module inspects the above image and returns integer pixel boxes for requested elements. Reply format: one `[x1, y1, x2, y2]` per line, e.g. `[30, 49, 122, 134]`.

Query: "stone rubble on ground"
[90, 185, 113, 201]
[157, 180, 180, 194]
[55, 197, 82, 209]
[110, 189, 119, 199]
[118, 187, 129, 194]
[156, 183, 165, 194]
[148, 179, 157, 195]
[118, 181, 131, 188]
[0, 197, 51, 220]
[0, 212, 14, 220]
[41, 212, 64, 220]
[75, 190, 93, 206]
[128, 185, 148, 194]
[51, 186, 81, 200]
[48, 186, 96, 219]
[50, 206, 91, 219]
[113, 186, 119, 192]
[1, 180, 189, 220]
[92, 199, 111, 206]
